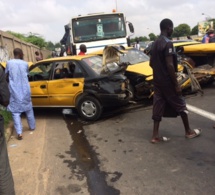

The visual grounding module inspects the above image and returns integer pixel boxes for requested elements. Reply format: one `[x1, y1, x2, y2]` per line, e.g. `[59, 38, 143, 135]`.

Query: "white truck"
[60, 11, 134, 55]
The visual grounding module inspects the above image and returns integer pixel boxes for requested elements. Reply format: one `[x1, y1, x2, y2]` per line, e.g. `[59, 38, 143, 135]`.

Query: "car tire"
[77, 96, 102, 121]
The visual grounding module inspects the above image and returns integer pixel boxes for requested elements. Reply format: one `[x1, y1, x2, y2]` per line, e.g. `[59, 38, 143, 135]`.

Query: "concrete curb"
[5, 122, 14, 143]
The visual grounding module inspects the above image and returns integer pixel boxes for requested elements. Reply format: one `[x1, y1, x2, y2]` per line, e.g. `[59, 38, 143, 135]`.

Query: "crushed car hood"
[126, 61, 152, 77]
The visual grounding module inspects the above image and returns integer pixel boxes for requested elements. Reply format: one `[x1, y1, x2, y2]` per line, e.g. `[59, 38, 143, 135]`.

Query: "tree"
[148, 33, 157, 41]
[6, 31, 26, 41]
[139, 36, 149, 42]
[25, 33, 47, 48]
[54, 43, 61, 48]
[130, 36, 138, 43]
[172, 24, 191, 37]
[191, 25, 198, 35]
[7, 31, 48, 49]
[46, 41, 55, 50]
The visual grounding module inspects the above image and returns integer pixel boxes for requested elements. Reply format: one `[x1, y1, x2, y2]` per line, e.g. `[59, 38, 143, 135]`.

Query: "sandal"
[185, 128, 202, 139]
[17, 134, 23, 140]
[151, 136, 170, 144]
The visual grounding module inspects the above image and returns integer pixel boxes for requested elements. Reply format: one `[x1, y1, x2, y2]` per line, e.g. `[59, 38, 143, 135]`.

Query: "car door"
[48, 60, 84, 107]
[29, 62, 52, 106]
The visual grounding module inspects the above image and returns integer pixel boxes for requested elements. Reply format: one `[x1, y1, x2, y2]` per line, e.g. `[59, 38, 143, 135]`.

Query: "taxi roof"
[173, 41, 200, 47]
[182, 43, 215, 54]
[34, 54, 97, 64]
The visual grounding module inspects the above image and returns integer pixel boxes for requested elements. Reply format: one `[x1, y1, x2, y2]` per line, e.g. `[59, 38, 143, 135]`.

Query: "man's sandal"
[185, 128, 202, 139]
[151, 136, 170, 144]
[17, 134, 23, 140]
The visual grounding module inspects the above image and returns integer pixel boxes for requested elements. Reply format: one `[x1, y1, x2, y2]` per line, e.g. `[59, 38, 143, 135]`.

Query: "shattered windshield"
[82, 56, 120, 75]
[120, 48, 150, 64]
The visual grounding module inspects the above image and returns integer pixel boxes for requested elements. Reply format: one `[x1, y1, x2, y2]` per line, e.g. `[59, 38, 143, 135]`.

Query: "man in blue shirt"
[6, 48, 36, 140]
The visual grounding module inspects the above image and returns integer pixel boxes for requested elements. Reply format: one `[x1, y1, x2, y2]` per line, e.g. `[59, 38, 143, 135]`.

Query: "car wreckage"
[94, 45, 201, 100]
[177, 42, 215, 86]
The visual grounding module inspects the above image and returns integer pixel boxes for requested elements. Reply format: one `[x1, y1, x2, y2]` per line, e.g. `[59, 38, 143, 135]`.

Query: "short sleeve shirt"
[150, 35, 175, 86]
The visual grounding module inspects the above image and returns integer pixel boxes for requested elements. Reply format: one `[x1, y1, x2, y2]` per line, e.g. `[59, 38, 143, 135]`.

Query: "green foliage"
[130, 36, 149, 43]
[7, 31, 27, 41]
[25, 33, 47, 48]
[148, 33, 157, 41]
[172, 23, 191, 37]
[0, 107, 12, 127]
[46, 41, 55, 50]
[54, 42, 61, 48]
[139, 36, 149, 42]
[7, 31, 48, 49]
[191, 25, 198, 35]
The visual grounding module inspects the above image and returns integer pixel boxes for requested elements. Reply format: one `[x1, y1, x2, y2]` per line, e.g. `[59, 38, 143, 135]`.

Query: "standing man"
[134, 38, 140, 50]
[0, 66, 15, 194]
[205, 28, 215, 43]
[60, 45, 67, 57]
[78, 44, 87, 55]
[201, 28, 211, 43]
[149, 18, 201, 143]
[35, 50, 43, 61]
[6, 48, 36, 140]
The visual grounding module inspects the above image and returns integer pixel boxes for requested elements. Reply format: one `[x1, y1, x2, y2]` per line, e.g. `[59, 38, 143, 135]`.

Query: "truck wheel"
[77, 96, 102, 121]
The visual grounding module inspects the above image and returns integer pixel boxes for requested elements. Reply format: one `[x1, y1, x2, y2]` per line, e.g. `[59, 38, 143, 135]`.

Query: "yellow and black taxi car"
[4, 55, 130, 121]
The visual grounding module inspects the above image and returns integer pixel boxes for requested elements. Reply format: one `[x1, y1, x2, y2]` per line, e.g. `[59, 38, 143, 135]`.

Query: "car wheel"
[77, 96, 102, 121]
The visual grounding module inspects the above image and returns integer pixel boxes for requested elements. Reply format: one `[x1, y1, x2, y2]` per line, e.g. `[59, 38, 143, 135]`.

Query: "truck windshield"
[72, 14, 126, 43]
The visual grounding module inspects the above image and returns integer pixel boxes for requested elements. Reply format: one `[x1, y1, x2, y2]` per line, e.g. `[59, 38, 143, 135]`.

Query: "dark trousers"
[152, 84, 187, 121]
[0, 115, 15, 195]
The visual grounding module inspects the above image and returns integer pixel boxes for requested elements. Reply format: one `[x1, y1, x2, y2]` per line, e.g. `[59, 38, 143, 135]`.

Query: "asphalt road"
[7, 83, 215, 195]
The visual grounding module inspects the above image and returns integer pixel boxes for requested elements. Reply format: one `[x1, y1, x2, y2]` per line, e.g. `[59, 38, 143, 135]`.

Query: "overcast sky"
[0, 0, 214, 43]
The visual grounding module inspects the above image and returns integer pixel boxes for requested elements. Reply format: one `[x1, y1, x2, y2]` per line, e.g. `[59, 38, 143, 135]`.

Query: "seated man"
[68, 62, 76, 78]
[60, 68, 69, 78]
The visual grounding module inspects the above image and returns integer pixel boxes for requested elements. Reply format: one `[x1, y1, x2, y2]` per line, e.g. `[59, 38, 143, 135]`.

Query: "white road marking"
[187, 104, 215, 121]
